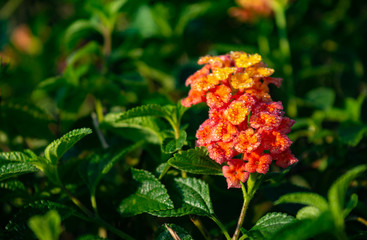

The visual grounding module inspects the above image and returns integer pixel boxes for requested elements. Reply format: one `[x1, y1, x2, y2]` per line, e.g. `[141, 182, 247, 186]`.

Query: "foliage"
[0, 0, 366, 239]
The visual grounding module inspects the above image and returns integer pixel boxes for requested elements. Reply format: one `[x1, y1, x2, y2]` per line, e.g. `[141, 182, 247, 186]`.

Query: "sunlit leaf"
[168, 148, 222, 175]
[118, 168, 174, 217]
[296, 206, 322, 219]
[248, 212, 296, 239]
[0, 161, 38, 182]
[328, 165, 367, 229]
[28, 210, 61, 240]
[152, 177, 214, 217]
[44, 128, 92, 165]
[275, 192, 329, 211]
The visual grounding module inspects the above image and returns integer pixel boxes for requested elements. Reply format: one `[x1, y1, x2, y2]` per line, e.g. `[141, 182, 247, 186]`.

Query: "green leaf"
[118, 168, 174, 217]
[6, 200, 83, 238]
[0, 179, 27, 192]
[175, 2, 211, 36]
[296, 206, 322, 219]
[80, 141, 144, 195]
[0, 161, 38, 181]
[154, 223, 193, 240]
[0, 150, 37, 162]
[152, 177, 214, 217]
[343, 193, 358, 217]
[44, 128, 92, 165]
[270, 211, 334, 240]
[66, 41, 101, 67]
[161, 130, 187, 154]
[249, 212, 296, 239]
[64, 19, 100, 48]
[305, 87, 335, 110]
[275, 192, 329, 211]
[168, 148, 222, 175]
[328, 165, 367, 229]
[338, 122, 367, 146]
[28, 210, 61, 240]
[107, 0, 127, 15]
[117, 104, 171, 121]
[102, 114, 164, 144]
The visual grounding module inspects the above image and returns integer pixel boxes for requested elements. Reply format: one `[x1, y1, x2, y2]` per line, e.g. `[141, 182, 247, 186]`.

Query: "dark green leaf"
[0, 150, 36, 162]
[305, 87, 335, 110]
[249, 212, 296, 239]
[118, 168, 174, 217]
[6, 200, 83, 239]
[161, 130, 186, 154]
[154, 223, 193, 240]
[168, 147, 222, 175]
[343, 194, 358, 217]
[28, 210, 61, 240]
[275, 192, 329, 211]
[328, 165, 367, 228]
[80, 141, 144, 194]
[338, 122, 367, 146]
[152, 177, 214, 217]
[64, 20, 100, 48]
[44, 128, 92, 165]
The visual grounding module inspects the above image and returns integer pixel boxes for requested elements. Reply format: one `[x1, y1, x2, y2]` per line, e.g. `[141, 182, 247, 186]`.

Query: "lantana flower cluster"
[181, 52, 298, 188]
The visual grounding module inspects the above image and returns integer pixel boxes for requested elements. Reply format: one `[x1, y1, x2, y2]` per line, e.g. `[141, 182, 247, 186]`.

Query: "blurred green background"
[0, 0, 367, 238]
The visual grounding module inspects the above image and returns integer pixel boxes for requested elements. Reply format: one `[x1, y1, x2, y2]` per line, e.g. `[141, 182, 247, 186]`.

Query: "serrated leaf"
[0, 179, 27, 192]
[270, 211, 334, 240]
[117, 104, 171, 121]
[152, 177, 214, 217]
[80, 141, 144, 194]
[28, 210, 61, 240]
[118, 168, 174, 217]
[44, 128, 92, 165]
[161, 130, 187, 154]
[296, 206, 321, 219]
[168, 148, 222, 175]
[154, 224, 193, 240]
[0, 162, 39, 181]
[328, 165, 367, 229]
[249, 212, 296, 239]
[0, 151, 36, 162]
[275, 192, 329, 211]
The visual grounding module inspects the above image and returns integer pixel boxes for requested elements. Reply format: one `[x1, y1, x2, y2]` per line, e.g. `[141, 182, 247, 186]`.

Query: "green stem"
[210, 215, 231, 240]
[232, 184, 251, 240]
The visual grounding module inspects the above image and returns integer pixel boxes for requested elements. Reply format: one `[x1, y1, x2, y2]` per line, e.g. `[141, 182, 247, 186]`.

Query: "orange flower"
[223, 159, 249, 188]
[235, 128, 261, 153]
[229, 0, 274, 23]
[182, 51, 298, 188]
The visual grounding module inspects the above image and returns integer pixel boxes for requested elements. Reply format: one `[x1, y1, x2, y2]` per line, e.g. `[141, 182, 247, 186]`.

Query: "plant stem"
[232, 184, 251, 240]
[210, 215, 231, 240]
[190, 216, 210, 240]
[91, 193, 99, 215]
